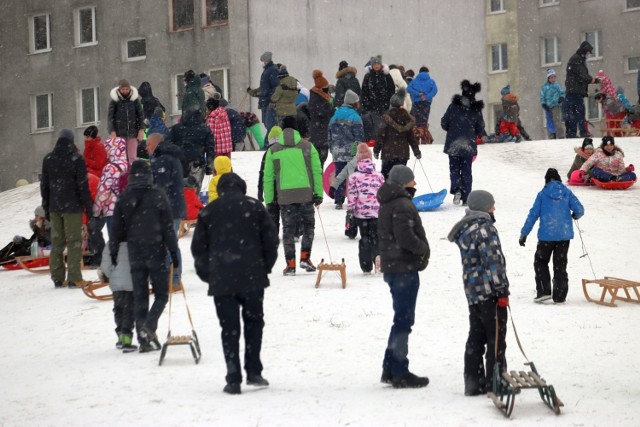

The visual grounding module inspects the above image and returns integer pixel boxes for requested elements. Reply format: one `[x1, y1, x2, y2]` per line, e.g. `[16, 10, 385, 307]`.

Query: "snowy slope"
[1, 137, 639, 427]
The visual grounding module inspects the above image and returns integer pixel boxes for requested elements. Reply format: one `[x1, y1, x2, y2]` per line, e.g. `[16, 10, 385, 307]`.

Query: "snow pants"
[49, 212, 83, 283]
[113, 290, 135, 337]
[381, 158, 408, 181]
[448, 155, 474, 204]
[333, 161, 348, 205]
[564, 94, 587, 138]
[280, 202, 315, 262]
[534, 240, 569, 302]
[545, 107, 565, 138]
[590, 167, 637, 182]
[214, 289, 265, 385]
[355, 218, 378, 273]
[464, 299, 508, 395]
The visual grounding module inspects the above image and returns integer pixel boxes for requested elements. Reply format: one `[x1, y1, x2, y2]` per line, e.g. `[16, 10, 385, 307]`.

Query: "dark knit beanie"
[184, 70, 196, 82]
[281, 116, 298, 131]
[581, 137, 593, 150]
[83, 125, 98, 139]
[58, 128, 75, 143]
[544, 168, 562, 184]
[130, 159, 151, 178]
[206, 98, 219, 110]
[467, 190, 495, 213]
[388, 165, 415, 185]
[339, 60, 349, 71]
[390, 88, 406, 108]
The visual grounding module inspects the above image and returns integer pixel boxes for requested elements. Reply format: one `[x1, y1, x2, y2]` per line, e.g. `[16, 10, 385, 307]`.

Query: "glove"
[111, 253, 118, 267]
[205, 164, 214, 175]
[627, 164, 635, 172]
[415, 152, 422, 160]
[518, 235, 526, 247]
[328, 187, 336, 199]
[542, 104, 550, 112]
[312, 194, 323, 207]
[246, 87, 252, 93]
[572, 213, 581, 220]
[558, 97, 564, 104]
[373, 151, 380, 160]
[497, 297, 509, 308]
[170, 252, 180, 269]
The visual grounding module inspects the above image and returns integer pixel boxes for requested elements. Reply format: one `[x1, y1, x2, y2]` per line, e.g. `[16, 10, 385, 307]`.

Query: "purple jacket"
[347, 159, 385, 219]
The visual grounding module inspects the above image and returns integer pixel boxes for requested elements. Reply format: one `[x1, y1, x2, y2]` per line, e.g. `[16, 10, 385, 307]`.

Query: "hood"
[213, 155, 232, 175]
[389, 68, 406, 86]
[278, 128, 301, 147]
[217, 172, 247, 197]
[153, 141, 182, 159]
[447, 209, 492, 242]
[364, 63, 390, 75]
[184, 72, 200, 88]
[577, 41, 594, 56]
[413, 71, 432, 83]
[103, 137, 128, 164]
[356, 158, 375, 173]
[574, 146, 593, 160]
[183, 109, 204, 126]
[336, 66, 357, 79]
[376, 181, 411, 205]
[451, 94, 485, 112]
[541, 180, 567, 200]
[279, 75, 299, 89]
[110, 86, 139, 102]
[53, 136, 77, 156]
[138, 81, 153, 98]
[383, 108, 415, 132]
[127, 160, 153, 188]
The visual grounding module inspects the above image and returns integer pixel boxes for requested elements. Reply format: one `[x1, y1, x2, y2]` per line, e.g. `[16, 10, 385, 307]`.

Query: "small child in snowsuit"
[100, 243, 137, 352]
[499, 85, 522, 142]
[567, 138, 595, 181]
[208, 155, 232, 203]
[540, 69, 566, 139]
[184, 176, 204, 220]
[347, 144, 385, 273]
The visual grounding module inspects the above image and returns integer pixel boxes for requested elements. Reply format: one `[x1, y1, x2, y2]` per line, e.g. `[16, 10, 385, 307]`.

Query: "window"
[542, 37, 561, 65]
[123, 38, 146, 62]
[626, 56, 640, 72]
[587, 93, 602, 121]
[74, 6, 97, 46]
[78, 88, 99, 125]
[489, 0, 504, 13]
[172, 74, 186, 114]
[584, 30, 602, 60]
[28, 13, 51, 53]
[208, 68, 230, 100]
[626, 0, 640, 10]
[203, 0, 228, 26]
[490, 43, 508, 72]
[540, 0, 559, 6]
[171, 0, 194, 31]
[31, 93, 53, 132]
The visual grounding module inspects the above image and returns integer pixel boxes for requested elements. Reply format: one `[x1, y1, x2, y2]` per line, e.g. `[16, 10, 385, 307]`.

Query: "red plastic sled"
[566, 180, 595, 187]
[323, 162, 336, 198]
[2, 257, 50, 271]
[591, 178, 636, 190]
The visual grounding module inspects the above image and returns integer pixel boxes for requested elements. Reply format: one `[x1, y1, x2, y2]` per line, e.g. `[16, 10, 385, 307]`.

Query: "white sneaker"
[453, 191, 462, 205]
[533, 294, 552, 303]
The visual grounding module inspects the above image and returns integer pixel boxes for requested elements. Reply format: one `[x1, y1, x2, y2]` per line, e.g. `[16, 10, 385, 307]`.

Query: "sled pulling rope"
[487, 306, 563, 417]
[574, 219, 597, 280]
[159, 266, 201, 365]
[314, 205, 347, 289]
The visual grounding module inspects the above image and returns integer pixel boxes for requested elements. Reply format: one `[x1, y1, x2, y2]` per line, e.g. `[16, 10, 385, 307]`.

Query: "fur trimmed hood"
[110, 86, 139, 102]
[451, 94, 484, 111]
[364, 63, 390, 75]
[336, 66, 357, 79]
[383, 107, 415, 133]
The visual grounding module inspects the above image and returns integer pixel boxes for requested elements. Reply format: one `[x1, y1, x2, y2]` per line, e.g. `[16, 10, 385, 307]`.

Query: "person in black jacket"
[191, 172, 279, 395]
[40, 129, 93, 289]
[565, 41, 598, 138]
[334, 61, 361, 108]
[308, 70, 335, 167]
[138, 81, 165, 124]
[108, 79, 145, 164]
[110, 160, 179, 352]
[376, 165, 430, 389]
[361, 56, 395, 138]
[168, 109, 214, 188]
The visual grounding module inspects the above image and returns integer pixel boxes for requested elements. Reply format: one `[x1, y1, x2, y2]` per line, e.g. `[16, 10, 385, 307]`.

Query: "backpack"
[226, 108, 247, 145]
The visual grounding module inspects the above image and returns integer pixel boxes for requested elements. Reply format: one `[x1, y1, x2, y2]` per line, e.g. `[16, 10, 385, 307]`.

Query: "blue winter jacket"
[328, 105, 365, 162]
[259, 61, 280, 109]
[147, 114, 170, 139]
[539, 81, 566, 108]
[441, 95, 484, 157]
[521, 181, 584, 241]
[407, 72, 438, 104]
[448, 210, 510, 306]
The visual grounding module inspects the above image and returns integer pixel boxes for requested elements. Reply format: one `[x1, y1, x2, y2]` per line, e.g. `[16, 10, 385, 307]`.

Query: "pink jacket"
[93, 138, 129, 217]
[347, 159, 385, 219]
[580, 147, 627, 175]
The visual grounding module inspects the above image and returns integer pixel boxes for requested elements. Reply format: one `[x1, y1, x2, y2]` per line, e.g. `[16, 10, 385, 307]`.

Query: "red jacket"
[84, 137, 108, 178]
[184, 188, 203, 220]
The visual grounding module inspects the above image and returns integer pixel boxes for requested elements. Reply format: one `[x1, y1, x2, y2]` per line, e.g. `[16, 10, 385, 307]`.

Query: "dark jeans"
[214, 289, 265, 384]
[356, 218, 378, 272]
[281, 202, 315, 261]
[564, 94, 587, 138]
[113, 290, 135, 336]
[262, 106, 277, 148]
[464, 299, 508, 395]
[130, 254, 169, 341]
[410, 101, 431, 128]
[590, 167, 636, 182]
[381, 158, 408, 181]
[266, 202, 280, 233]
[534, 240, 570, 302]
[333, 161, 348, 205]
[448, 155, 474, 203]
[382, 271, 420, 376]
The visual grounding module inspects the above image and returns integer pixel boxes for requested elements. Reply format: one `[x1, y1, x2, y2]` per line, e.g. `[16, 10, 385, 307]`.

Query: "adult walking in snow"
[361, 55, 395, 138]
[40, 129, 93, 289]
[334, 61, 361, 108]
[107, 79, 145, 164]
[181, 69, 206, 120]
[247, 51, 279, 147]
[377, 165, 430, 389]
[138, 81, 165, 124]
[192, 172, 279, 395]
[564, 41, 598, 138]
[407, 66, 438, 144]
[441, 80, 485, 206]
[308, 69, 335, 167]
[448, 190, 510, 396]
[270, 65, 299, 125]
[519, 168, 584, 304]
[169, 108, 214, 188]
[206, 97, 233, 163]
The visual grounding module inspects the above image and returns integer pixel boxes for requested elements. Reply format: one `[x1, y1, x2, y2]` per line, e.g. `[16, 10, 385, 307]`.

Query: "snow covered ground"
[1, 137, 639, 427]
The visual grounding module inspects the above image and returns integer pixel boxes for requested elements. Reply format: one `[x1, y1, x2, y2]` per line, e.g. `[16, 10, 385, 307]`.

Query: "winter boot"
[115, 333, 124, 350]
[380, 369, 393, 384]
[392, 372, 430, 389]
[453, 191, 462, 206]
[299, 251, 316, 272]
[140, 326, 161, 350]
[247, 374, 269, 387]
[283, 259, 296, 276]
[223, 382, 241, 395]
[122, 334, 138, 353]
[53, 279, 64, 289]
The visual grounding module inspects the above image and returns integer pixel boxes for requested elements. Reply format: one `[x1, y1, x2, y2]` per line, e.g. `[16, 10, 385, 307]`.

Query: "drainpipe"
[246, 0, 252, 113]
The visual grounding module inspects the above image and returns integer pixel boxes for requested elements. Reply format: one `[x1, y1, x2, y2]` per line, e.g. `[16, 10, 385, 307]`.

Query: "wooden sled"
[488, 362, 563, 418]
[177, 219, 197, 239]
[81, 281, 113, 301]
[315, 258, 347, 289]
[582, 276, 640, 307]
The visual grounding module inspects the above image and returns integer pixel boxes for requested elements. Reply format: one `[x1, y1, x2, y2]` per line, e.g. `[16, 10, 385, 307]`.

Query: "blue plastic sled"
[413, 189, 447, 211]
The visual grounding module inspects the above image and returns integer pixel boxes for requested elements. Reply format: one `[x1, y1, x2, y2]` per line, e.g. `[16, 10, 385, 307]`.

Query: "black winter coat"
[565, 41, 594, 97]
[107, 87, 144, 137]
[110, 170, 178, 267]
[40, 137, 93, 216]
[191, 173, 279, 297]
[169, 110, 214, 166]
[377, 181, 430, 274]
[151, 142, 186, 220]
[308, 91, 334, 149]
[296, 103, 311, 139]
[361, 70, 395, 114]
[334, 67, 361, 107]
[441, 95, 485, 157]
[138, 81, 165, 122]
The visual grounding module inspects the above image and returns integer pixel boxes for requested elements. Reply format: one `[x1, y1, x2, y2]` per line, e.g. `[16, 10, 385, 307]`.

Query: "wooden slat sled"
[582, 277, 640, 307]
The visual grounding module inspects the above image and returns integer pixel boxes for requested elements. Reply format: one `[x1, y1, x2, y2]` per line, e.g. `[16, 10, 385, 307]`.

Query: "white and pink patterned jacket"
[347, 159, 385, 219]
[580, 147, 627, 175]
[93, 137, 129, 218]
